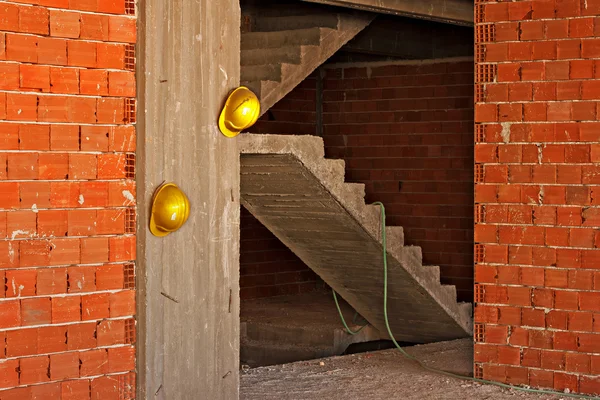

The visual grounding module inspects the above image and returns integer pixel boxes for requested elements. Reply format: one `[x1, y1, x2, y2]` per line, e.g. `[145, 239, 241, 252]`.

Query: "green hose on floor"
[333, 201, 598, 400]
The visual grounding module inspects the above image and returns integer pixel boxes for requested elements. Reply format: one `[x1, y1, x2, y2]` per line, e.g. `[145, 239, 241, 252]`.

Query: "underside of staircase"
[239, 135, 472, 344]
[241, 3, 374, 115]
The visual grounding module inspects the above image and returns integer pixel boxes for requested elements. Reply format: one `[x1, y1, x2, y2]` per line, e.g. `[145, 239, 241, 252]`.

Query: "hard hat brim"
[149, 215, 171, 237]
[149, 182, 184, 237]
[219, 108, 240, 138]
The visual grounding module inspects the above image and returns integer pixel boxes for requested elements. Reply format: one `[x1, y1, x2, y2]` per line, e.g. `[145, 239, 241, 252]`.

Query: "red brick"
[50, 352, 80, 380]
[68, 266, 96, 293]
[50, 67, 80, 94]
[37, 37, 67, 65]
[37, 325, 68, 354]
[91, 375, 119, 400]
[20, 355, 50, 385]
[97, 319, 125, 346]
[0, 359, 19, 389]
[69, 153, 97, 179]
[109, 290, 134, 317]
[108, 16, 136, 43]
[50, 124, 79, 150]
[0, 300, 21, 329]
[49, 9, 81, 38]
[80, 69, 108, 95]
[81, 13, 109, 40]
[97, 42, 125, 69]
[67, 323, 97, 350]
[67, 40, 97, 68]
[5, 269, 37, 297]
[97, 97, 125, 124]
[80, 349, 108, 377]
[6, 34, 38, 63]
[0, 3, 19, 32]
[38, 95, 69, 122]
[52, 295, 81, 323]
[82, 293, 110, 320]
[81, 237, 109, 264]
[62, 380, 91, 400]
[107, 346, 135, 372]
[6, 93, 37, 121]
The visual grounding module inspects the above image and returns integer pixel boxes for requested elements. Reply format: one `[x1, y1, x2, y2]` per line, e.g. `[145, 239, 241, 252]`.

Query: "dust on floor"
[240, 338, 567, 400]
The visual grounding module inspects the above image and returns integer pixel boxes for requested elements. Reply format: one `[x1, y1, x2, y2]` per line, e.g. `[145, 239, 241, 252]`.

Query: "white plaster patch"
[78, 195, 85, 205]
[31, 204, 38, 213]
[500, 122, 511, 143]
[122, 190, 135, 202]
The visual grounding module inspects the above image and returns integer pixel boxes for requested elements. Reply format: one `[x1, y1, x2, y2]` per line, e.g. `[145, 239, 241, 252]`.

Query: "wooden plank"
[301, 0, 474, 26]
[137, 0, 240, 399]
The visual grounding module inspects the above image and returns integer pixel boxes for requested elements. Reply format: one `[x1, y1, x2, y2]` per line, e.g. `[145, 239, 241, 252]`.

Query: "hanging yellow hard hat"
[218, 86, 261, 138]
[149, 182, 190, 237]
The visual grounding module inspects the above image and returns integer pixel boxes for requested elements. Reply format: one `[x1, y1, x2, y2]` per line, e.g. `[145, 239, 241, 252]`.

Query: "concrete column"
[136, 0, 241, 398]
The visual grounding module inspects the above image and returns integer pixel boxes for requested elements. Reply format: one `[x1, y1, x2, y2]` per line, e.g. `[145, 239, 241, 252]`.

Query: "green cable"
[332, 289, 368, 335]
[334, 201, 598, 399]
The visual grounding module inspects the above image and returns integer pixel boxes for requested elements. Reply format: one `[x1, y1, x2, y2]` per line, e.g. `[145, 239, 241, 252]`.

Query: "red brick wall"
[0, 1, 137, 398]
[474, 0, 600, 395]
[243, 63, 475, 302]
[322, 60, 475, 303]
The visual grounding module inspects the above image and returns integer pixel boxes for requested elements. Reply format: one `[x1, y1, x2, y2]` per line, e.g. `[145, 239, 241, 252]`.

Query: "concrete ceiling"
[301, 0, 474, 26]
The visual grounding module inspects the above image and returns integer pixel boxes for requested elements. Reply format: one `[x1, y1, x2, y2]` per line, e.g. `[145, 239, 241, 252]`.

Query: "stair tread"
[239, 134, 472, 343]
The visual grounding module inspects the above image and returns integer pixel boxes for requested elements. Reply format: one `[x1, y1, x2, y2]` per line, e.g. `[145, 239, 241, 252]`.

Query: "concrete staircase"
[241, 7, 374, 115]
[239, 134, 473, 344]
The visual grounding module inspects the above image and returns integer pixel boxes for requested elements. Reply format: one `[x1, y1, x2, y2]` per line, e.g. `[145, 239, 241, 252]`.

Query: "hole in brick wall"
[474, 284, 485, 303]
[125, 0, 135, 15]
[475, 4, 485, 23]
[476, 23, 495, 44]
[125, 209, 136, 234]
[476, 64, 497, 83]
[475, 125, 485, 143]
[125, 44, 136, 71]
[475, 45, 485, 63]
[123, 263, 135, 289]
[475, 84, 485, 103]
[475, 244, 485, 264]
[125, 99, 136, 124]
[475, 204, 485, 224]
[119, 372, 136, 399]
[125, 318, 136, 344]
[475, 164, 484, 183]
[125, 154, 136, 179]
[474, 324, 485, 343]
[474, 363, 484, 379]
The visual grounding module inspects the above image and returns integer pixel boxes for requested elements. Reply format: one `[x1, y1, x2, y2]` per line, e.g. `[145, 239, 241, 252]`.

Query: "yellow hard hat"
[149, 183, 190, 237]
[218, 86, 260, 137]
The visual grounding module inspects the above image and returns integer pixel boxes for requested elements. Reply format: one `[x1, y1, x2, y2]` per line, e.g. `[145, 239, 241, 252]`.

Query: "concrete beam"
[137, 0, 240, 399]
[301, 0, 474, 26]
[341, 16, 473, 60]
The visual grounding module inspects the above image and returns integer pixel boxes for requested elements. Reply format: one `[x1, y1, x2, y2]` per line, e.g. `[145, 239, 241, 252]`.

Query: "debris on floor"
[240, 338, 564, 400]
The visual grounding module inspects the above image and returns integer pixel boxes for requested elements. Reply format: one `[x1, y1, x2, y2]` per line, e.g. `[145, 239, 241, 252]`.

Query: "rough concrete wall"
[474, 0, 600, 395]
[0, 1, 137, 397]
[137, 0, 240, 399]
[322, 59, 475, 303]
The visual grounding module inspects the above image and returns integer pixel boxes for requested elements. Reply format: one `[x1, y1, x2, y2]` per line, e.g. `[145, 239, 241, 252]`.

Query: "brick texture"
[244, 63, 475, 303]
[0, 1, 137, 398]
[475, 0, 600, 395]
[322, 60, 475, 302]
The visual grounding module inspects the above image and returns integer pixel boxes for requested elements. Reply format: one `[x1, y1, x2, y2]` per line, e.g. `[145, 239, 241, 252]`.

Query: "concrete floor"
[240, 291, 381, 366]
[240, 339, 564, 400]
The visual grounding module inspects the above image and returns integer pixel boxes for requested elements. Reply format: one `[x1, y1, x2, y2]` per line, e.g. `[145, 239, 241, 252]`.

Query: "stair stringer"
[244, 12, 374, 116]
[239, 134, 473, 343]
